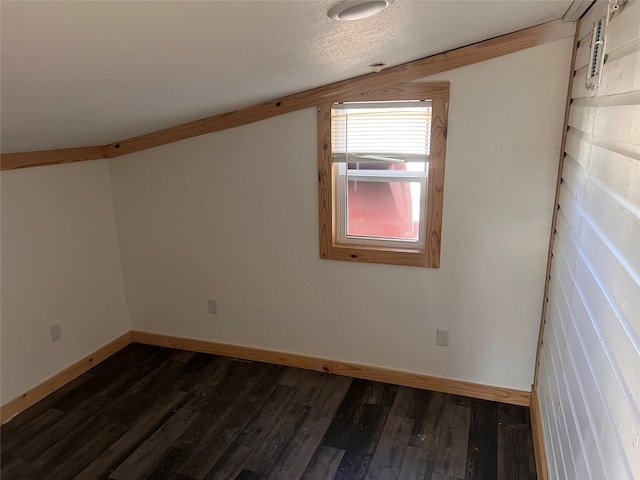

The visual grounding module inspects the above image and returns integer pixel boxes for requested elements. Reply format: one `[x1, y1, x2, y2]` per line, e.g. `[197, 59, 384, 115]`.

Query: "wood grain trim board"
[530, 387, 550, 480]
[0, 331, 133, 424]
[533, 21, 579, 387]
[0, 146, 108, 171]
[1, 19, 575, 171]
[1, 330, 531, 424]
[130, 331, 531, 407]
[317, 84, 449, 268]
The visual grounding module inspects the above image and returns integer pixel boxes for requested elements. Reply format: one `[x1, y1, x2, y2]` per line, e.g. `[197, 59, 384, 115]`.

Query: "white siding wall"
[537, 1, 640, 478]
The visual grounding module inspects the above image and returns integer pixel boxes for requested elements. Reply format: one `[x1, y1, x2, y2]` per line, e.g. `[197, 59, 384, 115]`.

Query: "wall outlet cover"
[436, 328, 449, 347]
[50, 323, 62, 343]
[208, 299, 218, 315]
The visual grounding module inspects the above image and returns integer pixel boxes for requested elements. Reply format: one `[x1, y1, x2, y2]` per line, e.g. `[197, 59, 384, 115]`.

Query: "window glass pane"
[346, 176, 423, 241]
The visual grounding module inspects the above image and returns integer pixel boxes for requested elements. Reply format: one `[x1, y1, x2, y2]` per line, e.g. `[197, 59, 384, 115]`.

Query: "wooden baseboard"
[1, 329, 531, 424]
[130, 330, 531, 406]
[0, 331, 133, 424]
[530, 387, 549, 480]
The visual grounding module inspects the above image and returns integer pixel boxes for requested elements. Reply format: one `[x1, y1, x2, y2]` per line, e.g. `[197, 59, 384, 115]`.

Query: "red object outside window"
[346, 163, 418, 240]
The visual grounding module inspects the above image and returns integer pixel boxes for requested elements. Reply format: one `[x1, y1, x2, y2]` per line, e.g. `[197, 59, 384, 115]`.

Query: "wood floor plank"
[241, 401, 312, 476]
[41, 421, 129, 480]
[1, 344, 537, 480]
[388, 386, 419, 419]
[266, 370, 353, 479]
[433, 397, 472, 478]
[397, 445, 434, 480]
[332, 403, 388, 479]
[204, 384, 299, 476]
[0, 457, 45, 479]
[143, 446, 193, 480]
[13, 393, 111, 462]
[465, 399, 498, 480]
[301, 446, 346, 479]
[287, 370, 353, 417]
[176, 364, 283, 479]
[184, 359, 270, 413]
[90, 344, 177, 402]
[0, 372, 97, 432]
[109, 407, 204, 479]
[204, 445, 252, 480]
[498, 423, 537, 480]
[101, 358, 192, 427]
[74, 391, 190, 480]
[266, 416, 333, 480]
[365, 381, 398, 407]
[0, 408, 65, 458]
[322, 379, 395, 452]
[409, 389, 447, 450]
[366, 414, 414, 480]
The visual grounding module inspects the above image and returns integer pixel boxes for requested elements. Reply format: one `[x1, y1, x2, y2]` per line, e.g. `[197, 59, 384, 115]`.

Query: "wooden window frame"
[318, 82, 449, 268]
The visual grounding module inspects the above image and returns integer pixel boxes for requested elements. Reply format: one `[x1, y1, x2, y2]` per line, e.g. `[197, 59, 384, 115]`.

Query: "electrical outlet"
[208, 299, 218, 315]
[50, 323, 62, 343]
[436, 328, 449, 346]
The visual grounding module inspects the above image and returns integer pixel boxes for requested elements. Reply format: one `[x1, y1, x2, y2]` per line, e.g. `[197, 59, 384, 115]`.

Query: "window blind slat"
[331, 102, 432, 161]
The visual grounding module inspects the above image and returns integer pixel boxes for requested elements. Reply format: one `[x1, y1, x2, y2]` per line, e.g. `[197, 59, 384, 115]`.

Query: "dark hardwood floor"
[1, 343, 536, 479]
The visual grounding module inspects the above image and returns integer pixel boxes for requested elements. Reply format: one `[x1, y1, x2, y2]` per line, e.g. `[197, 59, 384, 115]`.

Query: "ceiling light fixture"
[328, 0, 393, 21]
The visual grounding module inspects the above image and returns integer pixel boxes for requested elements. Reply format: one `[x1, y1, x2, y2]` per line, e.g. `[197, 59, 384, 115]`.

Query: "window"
[318, 83, 449, 267]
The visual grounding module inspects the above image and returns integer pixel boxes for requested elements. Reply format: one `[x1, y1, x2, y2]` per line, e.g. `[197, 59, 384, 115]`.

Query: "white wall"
[537, 2, 640, 479]
[0, 160, 130, 406]
[109, 37, 573, 392]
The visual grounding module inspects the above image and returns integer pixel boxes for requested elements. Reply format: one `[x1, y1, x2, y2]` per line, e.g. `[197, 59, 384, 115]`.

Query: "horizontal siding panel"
[558, 177, 586, 240]
[557, 198, 584, 260]
[574, 35, 592, 72]
[605, 0, 640, 53]
[562, 334, 609, 480]
[564, 128, 593, 170]
[551, 215, 577, 281]
[579, 213, 640, 336]
[588, 144, 640, 210]
[578, 0, 608, 41]
[554, 208, 580, 273]
[558, 365, 594, 480]
[547, 282, 571, 369]
[548, 331, 574, 480]
[544, 263, 579, 478]
[540, 3, 639, 480]
[539, 349, 568, 480]
[567, 104, 596, 135]
[567, 285, 636, 479]
[555, 202, 640, 412]
[573, 250, 640, 441]
[539, 367, 562, 480]
[572, 71, 597, 99]
[549, 254, 576, 342]
[582, 179, 640, 281]
[599, 46, 640, 97]
[594, 104, 640, 150]
[562, 152, 589, 206]
[555, 219, 640, 459]
[575, 240, 640, 421]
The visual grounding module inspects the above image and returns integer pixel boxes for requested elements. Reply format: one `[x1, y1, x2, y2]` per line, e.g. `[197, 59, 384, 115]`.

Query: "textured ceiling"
[0, 0, 573, 154]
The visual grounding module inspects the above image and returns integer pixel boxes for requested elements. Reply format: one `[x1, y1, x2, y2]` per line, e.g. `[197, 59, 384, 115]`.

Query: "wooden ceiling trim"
[1, 19, 575, 170]
[1, 146, 108, 171]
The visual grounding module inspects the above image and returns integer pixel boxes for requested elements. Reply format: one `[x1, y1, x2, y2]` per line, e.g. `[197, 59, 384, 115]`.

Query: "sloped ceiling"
[1, 0, 573, 154]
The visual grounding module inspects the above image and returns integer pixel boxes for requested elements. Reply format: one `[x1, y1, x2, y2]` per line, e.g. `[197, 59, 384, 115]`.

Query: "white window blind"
[331, 101, 432, 163]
